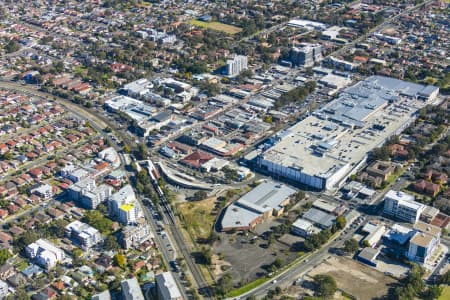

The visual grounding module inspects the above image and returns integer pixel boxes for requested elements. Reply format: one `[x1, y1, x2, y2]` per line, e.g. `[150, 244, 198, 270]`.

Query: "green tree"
[216, 273, 233, 295]
[104, 235, 120, 251]
[123, 144, 131, 153]
[335, 216, 346, 230]
[0, 249, 11, 265]
[313, 274, 337, 299]
[114, 253, 126, 268]
[343, 238, 359, 253]
[83, 210, 113, 234]
[192, 191, 208, 201]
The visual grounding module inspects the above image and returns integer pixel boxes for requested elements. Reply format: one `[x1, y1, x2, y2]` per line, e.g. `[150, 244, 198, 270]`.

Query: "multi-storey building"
[25, 239, 65, 269]
[65, 220, 102, 250]
[290, 43, 322, 67]
[225, 55, 248, 77]
[383, 190, 425, 224]
[68, 178, 113, 209]
[108, 185, 143, 225]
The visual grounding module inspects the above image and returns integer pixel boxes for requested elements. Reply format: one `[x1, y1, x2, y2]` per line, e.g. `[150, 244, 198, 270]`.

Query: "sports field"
[188, 20, 242, 34]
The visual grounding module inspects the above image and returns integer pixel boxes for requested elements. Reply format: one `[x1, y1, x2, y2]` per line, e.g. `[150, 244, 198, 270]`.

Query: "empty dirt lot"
[308, 256, 397, 300]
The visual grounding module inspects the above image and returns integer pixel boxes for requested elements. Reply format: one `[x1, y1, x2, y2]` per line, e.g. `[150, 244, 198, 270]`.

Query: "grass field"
[439, 285, 450, 300]
[177, 197, 217, 241]
[188, 20, 242, 34]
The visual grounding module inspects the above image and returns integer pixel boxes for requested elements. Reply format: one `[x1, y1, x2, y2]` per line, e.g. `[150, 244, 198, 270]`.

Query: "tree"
[216, 273, 233, 295]
[0, 249, 11, 265]
[313, 274, 337, 299]
[294, 191, 306, 202]
[83, 210, 113, 234]
[421, 285, 442, 300]
[440, 269, 450, 285]
[114, 253, 126, 268]
[104, 235, 120, 251]
[123, 144, 131, 153]
[335, 216, 346, 230]
[272, 257, 284, 269]
[361, 240, 371, 248]
[343, 238, 359, 253]
[192, 191, 208, 201]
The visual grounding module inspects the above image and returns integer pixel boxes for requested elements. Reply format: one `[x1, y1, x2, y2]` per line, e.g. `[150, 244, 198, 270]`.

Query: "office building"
[65, 220, 102, 250]
[155, 272, 182, 300]
[290, 43, 322, 67]
[407, 232, 439, 264]
[121, 277, 145, 300]
[225, 55, 248, 77]
[25, 239, 65, 269]
[383, 190, 425, 223]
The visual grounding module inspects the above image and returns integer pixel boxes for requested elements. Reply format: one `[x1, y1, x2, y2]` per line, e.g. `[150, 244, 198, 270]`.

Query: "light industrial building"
[257, 76, 439, 190]
[383, 190, 425, 224]
[155, 272, 183, 300]
[225, 55, 248, 77]
[291, 218, 321, 237]
[220, 180, 296, 231]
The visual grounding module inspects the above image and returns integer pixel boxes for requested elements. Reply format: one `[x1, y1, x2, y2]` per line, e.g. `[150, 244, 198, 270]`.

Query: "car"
[272, 280, 277, 284]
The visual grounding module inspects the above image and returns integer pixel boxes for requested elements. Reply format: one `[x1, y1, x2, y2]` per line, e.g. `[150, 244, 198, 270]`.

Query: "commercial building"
[361, 222, 386, 247]
[407, 232, 439, 264]
[257, 76, 438, 190]
[121, 277, 145, 300]
[25, 239, 65, 269]
[357, 247, 380, 267]
[383, 190, 425, 224]
[155, 272, 182, 300]
[108, 185, 143, 225]
[225, 55, 248, 77]
[68, 178, 113, 210]
[105, 95, 174, 137]
[65, 220, 102, 250]
[302, 208, 336, 229]
[290, 43, 322, 67]
[220, 180, 296, 231]
[291, 218, 320, 237]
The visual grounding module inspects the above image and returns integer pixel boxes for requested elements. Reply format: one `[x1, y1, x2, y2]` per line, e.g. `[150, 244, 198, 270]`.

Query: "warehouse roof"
[303, 208, 336, 228]
[260, 76, 437, 188]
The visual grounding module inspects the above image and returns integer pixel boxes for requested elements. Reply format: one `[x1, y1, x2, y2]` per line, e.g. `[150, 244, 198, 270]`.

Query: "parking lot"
[214, 232, 297, 284]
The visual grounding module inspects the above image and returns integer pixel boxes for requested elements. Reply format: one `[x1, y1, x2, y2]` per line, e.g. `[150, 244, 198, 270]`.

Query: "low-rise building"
[291, 218, 320, 237]
[220, 180, 296, 231]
